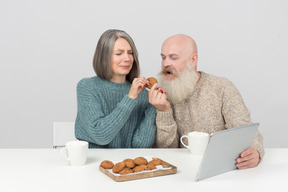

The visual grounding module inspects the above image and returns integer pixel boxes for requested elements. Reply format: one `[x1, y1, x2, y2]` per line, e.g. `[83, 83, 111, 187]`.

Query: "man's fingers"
[236, 160, 257, 169]
[240, 147, 254, 157]
[237, 153, 254, 163]
[236, 147, 260, 169]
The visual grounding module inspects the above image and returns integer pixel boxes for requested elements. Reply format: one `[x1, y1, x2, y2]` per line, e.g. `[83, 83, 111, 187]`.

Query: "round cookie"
[149, 158, 162, 166]
[123, 158, 136, 168]
[112, 162, 126, 173]
[133, 165, 147, 172]
[146, 77, 158, 89]
[147, 162, 157, 170]
[133, 157, 148, 166]
[100, 160, 114, 169]
[119, 167, 134, 175]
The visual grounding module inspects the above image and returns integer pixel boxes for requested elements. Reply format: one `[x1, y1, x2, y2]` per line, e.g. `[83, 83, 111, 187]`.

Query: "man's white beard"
[157, 64, 198, 104]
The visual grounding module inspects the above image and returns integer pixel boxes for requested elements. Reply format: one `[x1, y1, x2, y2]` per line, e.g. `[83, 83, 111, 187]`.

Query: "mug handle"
[61, 147, 70, 161]
[180, 135, 189, 149]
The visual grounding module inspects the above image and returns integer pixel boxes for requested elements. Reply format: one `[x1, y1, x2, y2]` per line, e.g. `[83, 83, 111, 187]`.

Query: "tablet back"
[195, 123, 259, 181]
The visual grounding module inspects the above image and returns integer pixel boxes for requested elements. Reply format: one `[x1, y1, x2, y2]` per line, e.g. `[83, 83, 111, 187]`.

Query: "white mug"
[61, 140, 88, 166]
[180, 131, 209, 155]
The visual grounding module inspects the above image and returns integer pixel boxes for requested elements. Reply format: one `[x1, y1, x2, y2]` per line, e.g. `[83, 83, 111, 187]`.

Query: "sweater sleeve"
[221, 79, 265, 159]
[155, 110, 179, 148]
[131, 103, 157, 148]
[75, 79, 137, 145]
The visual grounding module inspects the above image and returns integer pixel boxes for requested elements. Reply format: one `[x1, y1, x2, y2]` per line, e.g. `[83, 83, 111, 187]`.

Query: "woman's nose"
[124, 53, 132, 61]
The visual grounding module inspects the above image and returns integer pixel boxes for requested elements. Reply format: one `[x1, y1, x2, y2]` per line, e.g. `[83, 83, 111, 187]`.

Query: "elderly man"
[148, 34, 264, 169]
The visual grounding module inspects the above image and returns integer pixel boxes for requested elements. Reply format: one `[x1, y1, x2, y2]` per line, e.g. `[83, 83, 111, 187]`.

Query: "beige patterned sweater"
[155, 72, 264, 159]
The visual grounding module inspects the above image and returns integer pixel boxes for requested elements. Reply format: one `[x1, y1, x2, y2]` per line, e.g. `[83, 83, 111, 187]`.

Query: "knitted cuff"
[156, 109, 175, 127]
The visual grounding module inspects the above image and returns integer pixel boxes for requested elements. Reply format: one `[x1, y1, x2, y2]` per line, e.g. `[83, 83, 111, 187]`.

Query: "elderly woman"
[75, 29, 156, 148]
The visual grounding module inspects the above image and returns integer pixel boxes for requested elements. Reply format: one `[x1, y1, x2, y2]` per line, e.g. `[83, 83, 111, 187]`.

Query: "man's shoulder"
[201, 71, 232, 86]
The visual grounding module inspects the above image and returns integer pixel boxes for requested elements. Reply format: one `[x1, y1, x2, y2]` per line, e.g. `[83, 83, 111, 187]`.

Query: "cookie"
[149, 158, 162, 166]
[119, 167, 134, 175]
[123, 158, 136, 168]
[112, 162, 126, 173]
[100, 160, 114, 169]
[133, 165, 148, 172]
[146, 77, 158, 89]
[133, 157, 148, 166]
[146, 162, 157, 170]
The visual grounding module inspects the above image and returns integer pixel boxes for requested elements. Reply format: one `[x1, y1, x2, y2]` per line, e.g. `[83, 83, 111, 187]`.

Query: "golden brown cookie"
[119, 167, 134, 175]
[133, 157, 148, 166]
[112, 162, 126, 173]
[149, 158, 162, 166]
[100, 160, 114, 169]
[123, 158, 136, 168]
[146, 162, 157, 170]
[146, 77, 158, 89]
[133, 165, 147, 172]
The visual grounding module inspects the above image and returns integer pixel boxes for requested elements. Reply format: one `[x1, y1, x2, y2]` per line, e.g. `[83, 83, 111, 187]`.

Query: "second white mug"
[61, 140, 88, 166]
[180, 131, 209, 155]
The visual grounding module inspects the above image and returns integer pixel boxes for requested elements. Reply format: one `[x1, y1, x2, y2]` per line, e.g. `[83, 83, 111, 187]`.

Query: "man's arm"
[148, 84, 179, 148]
[155, 110, 179, 148]
[221, 79, 264, 168]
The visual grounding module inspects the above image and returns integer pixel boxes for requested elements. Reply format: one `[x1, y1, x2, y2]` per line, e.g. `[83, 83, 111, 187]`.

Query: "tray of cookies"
[99, 156, 177, 182]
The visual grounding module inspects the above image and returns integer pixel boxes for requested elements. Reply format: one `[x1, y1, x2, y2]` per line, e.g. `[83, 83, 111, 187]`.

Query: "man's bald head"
[162, 34, 198, 56]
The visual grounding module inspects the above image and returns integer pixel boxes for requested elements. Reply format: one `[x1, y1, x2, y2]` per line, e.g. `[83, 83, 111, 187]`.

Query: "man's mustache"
[160, 67, 177, 75]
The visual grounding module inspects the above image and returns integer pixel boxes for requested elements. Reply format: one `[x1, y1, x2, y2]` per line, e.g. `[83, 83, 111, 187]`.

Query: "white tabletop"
[0, 148, 287, 192]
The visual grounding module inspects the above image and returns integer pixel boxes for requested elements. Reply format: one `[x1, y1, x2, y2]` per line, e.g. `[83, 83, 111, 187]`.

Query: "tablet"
[195, 123, 259, 181]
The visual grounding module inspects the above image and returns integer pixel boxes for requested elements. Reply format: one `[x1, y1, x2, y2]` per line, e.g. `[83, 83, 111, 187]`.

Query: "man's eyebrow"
[161, 53, 178, 57]
[168, 54, 178, 57]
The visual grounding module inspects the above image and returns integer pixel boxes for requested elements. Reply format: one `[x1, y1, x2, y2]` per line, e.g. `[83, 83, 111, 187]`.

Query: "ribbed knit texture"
[75, 76, 156, 148]
[155, 72, 264, 159]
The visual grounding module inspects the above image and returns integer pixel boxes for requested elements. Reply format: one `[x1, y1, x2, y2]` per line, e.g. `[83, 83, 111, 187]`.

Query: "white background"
[0, 0, 287, 148]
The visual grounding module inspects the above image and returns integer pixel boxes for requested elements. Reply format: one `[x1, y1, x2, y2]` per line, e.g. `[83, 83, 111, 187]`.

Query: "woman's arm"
[75, 79, 137, 145]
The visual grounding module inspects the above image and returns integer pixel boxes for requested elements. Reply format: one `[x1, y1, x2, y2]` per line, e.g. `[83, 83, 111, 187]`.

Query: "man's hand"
[148, 83, 171, 112]
[236, 147, 260, 169]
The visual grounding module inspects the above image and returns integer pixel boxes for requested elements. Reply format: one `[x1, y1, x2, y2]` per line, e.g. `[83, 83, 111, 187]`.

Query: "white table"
[0, 148, 287, 192]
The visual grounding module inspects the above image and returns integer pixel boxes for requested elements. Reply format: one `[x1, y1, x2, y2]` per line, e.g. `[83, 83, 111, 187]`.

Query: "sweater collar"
[97, 76, 131, 89]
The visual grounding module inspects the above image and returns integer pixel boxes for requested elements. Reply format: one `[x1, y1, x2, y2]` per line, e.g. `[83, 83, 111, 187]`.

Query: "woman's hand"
[128, 77, 149, 100]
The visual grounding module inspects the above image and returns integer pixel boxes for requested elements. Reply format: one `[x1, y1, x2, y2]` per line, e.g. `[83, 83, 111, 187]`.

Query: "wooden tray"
[99, 159, 177, 182]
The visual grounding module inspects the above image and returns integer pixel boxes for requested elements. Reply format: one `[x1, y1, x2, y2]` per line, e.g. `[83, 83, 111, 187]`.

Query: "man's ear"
[190, 53, 198, 68]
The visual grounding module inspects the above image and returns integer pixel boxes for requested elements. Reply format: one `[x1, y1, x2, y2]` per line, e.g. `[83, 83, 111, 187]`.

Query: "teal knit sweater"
[75, 76, 156, 148]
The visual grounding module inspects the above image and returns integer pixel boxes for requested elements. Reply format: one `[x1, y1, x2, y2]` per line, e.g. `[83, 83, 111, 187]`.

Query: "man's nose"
[162, 59, 171, 67]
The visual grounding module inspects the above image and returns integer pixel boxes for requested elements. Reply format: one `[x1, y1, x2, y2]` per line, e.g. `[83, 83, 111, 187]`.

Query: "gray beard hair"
[157, 65, 198, 104]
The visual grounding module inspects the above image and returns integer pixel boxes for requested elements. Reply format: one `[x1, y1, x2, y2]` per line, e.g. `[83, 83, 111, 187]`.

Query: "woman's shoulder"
[77, 76, 101, 88]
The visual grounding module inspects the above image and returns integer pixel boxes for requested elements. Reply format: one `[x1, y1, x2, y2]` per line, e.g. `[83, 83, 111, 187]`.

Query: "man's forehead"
[162, 41, 190, 54]
[161, 44, 182, 55]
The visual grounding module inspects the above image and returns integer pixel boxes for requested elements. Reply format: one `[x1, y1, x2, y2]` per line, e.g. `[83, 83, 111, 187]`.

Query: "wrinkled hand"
[148, 83, 171, 112]
[236, 147, 260, 169]
[128, 77, 148, 100]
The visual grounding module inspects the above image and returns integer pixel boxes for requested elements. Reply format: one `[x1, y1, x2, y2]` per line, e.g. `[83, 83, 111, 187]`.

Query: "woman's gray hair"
[93, 29, 140, 83]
